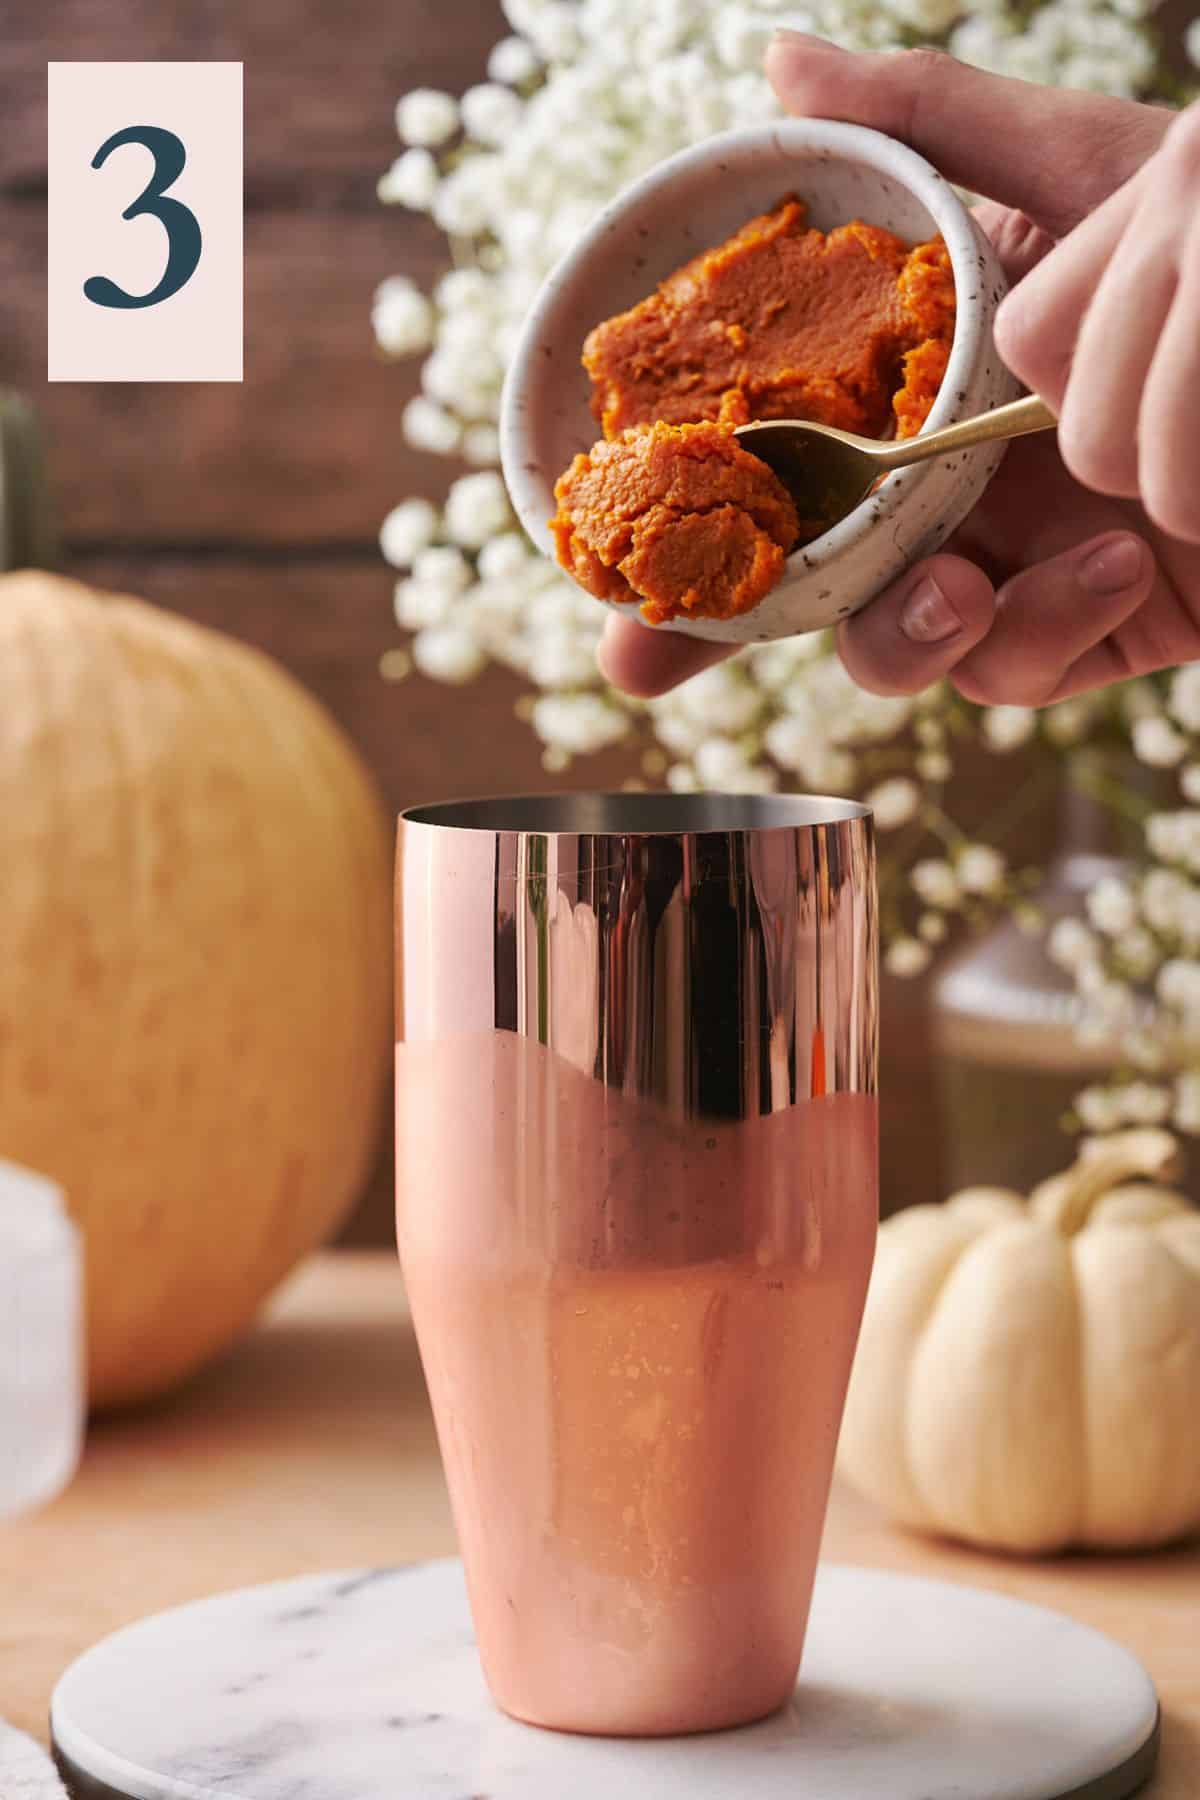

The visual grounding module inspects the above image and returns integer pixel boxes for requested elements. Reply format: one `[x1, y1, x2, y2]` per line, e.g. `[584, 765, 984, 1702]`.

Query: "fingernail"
[1079, 535, 1147, 595]
[900, 575, 962, 645]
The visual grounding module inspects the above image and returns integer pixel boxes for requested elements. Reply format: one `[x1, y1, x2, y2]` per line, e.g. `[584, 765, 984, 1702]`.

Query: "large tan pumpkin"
[0, 571, 392, 1407]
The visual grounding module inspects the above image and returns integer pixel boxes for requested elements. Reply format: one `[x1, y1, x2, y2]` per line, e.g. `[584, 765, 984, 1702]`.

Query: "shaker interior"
[402, 791, 870, 835]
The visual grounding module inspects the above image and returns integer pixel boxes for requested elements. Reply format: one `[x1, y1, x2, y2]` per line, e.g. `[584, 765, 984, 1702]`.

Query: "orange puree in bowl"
[550, 420, 800, 626]
[584, 198, 955, 443]
[551, 197, 956, 625]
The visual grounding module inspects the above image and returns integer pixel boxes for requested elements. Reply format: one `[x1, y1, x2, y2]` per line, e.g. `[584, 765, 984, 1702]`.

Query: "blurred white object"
[0, 1160, 83, 1520]
[0, 1716, 68, 1797]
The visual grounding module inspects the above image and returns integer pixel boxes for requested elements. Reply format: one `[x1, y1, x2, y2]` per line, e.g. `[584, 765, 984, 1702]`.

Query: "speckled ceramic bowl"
[500, 118, 1020, 645]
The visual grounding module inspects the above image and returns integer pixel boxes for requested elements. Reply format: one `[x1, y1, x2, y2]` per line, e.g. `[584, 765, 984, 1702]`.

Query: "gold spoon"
[734, 394, 1055, 536]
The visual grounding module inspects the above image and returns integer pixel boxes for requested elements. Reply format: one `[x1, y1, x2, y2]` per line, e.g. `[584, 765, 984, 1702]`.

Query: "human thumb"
[765, 34, 1169, 239]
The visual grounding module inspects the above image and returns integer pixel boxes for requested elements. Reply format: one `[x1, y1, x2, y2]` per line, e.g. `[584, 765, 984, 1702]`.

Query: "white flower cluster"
[950, 0, 1158, 98]
[646, 649, 921, 797]
[375, 0, 1199, 1145]
[885, 843, 1010, 975]
[1035, 676, 1200, 1132]
[380, 472, 633, 752]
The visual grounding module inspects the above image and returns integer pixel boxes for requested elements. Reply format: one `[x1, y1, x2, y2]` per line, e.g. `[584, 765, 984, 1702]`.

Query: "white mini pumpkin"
[837, 1130, 1200, 1553]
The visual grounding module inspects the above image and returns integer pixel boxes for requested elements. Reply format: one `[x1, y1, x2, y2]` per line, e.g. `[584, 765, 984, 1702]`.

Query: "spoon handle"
[874, 393, 1057, 470]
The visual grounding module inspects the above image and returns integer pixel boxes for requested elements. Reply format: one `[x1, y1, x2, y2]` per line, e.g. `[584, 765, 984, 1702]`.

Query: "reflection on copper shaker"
[396, 793, 877, 1737]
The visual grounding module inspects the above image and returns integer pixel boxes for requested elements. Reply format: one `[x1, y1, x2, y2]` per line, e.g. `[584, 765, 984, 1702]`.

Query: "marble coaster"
[50, 1560, 1159, 1800]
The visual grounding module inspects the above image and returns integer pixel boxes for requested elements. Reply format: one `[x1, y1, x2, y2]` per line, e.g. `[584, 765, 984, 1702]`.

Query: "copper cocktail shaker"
[396, 793, 876, 1737]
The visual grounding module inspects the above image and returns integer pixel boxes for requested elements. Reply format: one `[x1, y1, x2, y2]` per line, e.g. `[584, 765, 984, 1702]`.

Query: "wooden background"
[2, 2, 1191, 1244]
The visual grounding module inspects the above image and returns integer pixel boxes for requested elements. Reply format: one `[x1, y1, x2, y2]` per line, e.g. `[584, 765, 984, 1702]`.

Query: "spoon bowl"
[736, 395, 1056, 541]
[500, 118, 1021, 643]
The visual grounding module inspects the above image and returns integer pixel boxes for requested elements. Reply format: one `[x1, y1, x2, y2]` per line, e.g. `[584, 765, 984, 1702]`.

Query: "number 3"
[84, 126, 202, 310]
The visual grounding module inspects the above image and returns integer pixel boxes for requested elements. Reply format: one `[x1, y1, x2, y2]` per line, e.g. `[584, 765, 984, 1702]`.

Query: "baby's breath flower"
[667, 762, 698, 793]
[528, 634, 601, 688]
[1134, 714, 1188, 767]
[477, 532, 531, 581]
[1147, 811, 1200, 873]
[512, 0, 581, 61]
[1158, 956, 1200, 1016]
[892, 0, 963, 31]
[1076, 1086, 1123, 1133]
[1082, 975, 1138, 1030]
[377, 148, 440, 210]
[462, 423, 502, 465]
[395, 87, 460, 147]
[919, 911, 949, 944]
[712, 7, 774, 70]
[461, 82, 525, 145]
[412, 625, 486, 683]
[917, 749, 952, 782]
[982, 705, 1036, 752]
[957, 844, 1006, 894]
[394, 577, 455, 631]
[371, 276, 435, 356]
[1049, 916, 1099, 970]
[668, 664, 762, 734]
[1141, 867, 1191, 934]
[432, 161, 501, 236]
[1169, 664, 1200, 733]
[532, 692, 630, 755]
[413, 545, 474, 595]
[762, 714, 814, 774]
[867, 777, 920, 829]
[694, 737, 756, 790]
[1116, 1080, 1171, 1125]
[379, 497, 439, 568]
[402, 395, 461, 455]
[1126, 1028, 1165, 1071]
[886, 938, 932, 977]
[489, 34, 543, 84]
[1086, 875, 1136, 936]
[434, 268, 494, 311]
[912, 859, 961, 909]
[1113, 925, 1158, 980]
[443, 471, 513, 548]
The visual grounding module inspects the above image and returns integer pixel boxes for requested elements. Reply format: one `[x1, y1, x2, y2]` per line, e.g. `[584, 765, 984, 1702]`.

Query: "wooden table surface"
[2, 1250, 1196, 1792]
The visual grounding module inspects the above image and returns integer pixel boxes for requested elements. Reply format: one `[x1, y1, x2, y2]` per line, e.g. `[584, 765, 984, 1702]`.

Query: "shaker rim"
[400, 791, 872, 836]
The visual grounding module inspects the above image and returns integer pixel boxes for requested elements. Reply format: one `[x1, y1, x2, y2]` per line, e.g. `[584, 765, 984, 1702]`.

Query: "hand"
[598, 40, 1200, 709]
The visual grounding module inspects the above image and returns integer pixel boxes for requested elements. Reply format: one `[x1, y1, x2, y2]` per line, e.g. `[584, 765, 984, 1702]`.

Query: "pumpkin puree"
[550, 197, 956, 625]
[551, 420, 799, 626]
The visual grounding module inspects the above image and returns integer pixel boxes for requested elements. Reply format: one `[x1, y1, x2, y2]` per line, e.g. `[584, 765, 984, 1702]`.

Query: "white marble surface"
[51, 1560, 1159, 1800]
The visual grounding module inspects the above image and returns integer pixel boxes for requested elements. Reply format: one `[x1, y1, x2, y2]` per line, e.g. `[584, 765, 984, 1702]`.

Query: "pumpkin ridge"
[907, 1221, 1085, 1551]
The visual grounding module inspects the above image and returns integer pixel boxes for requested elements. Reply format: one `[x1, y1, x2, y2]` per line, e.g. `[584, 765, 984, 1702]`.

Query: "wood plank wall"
[3, 2, 1189, 1242]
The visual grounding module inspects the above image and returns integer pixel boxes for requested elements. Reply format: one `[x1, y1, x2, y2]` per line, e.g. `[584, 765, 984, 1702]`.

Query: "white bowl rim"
[500, 115, 996, 590]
